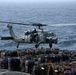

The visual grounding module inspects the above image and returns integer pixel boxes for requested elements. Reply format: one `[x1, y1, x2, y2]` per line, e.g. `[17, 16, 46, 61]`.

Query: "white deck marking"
[0, 71, 9, 75]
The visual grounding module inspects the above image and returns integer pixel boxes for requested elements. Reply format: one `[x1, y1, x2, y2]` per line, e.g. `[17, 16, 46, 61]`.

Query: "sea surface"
[0, 2, 76, 50]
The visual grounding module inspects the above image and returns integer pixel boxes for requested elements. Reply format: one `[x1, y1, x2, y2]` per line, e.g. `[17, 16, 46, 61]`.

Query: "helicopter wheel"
[17, 43, 20, 48]
[35, 44, 39, 48]
[49, 44, 52, 48]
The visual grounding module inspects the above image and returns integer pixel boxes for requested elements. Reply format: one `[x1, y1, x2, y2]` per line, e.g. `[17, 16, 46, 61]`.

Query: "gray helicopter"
[0, 21, 58, 48]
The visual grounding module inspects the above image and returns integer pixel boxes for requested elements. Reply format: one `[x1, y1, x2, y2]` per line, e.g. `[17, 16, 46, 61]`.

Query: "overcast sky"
[0, 0, 76, 2]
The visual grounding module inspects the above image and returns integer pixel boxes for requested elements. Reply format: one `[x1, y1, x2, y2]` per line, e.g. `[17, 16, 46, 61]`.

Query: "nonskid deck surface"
[0, 69, 30, 75]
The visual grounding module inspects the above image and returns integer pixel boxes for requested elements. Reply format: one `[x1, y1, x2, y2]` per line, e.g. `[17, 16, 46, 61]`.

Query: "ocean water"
[0, 2, 76, 50]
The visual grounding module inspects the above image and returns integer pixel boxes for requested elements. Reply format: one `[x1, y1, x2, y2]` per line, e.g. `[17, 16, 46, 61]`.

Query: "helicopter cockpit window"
[43, 32, 56, 37]
[49, 32, 56, 37]
[49, 32, 56, 36]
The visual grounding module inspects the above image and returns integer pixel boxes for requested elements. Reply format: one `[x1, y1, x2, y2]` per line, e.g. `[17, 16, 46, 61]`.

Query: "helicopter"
[0, 21, 58, 48]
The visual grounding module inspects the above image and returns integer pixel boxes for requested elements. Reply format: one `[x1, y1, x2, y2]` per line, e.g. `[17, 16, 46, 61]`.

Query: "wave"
[48, 23, 76, 27]
[59, 39, 76, 47]
[0, 41, 15, 47]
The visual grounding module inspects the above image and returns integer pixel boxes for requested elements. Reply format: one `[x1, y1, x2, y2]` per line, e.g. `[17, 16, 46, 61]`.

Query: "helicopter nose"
[45, 37, 52, 43]
[46, 37, 58, 44]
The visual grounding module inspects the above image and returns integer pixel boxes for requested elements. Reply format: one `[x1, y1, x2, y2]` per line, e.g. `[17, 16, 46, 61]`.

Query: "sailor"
[10, 57, 20, 71]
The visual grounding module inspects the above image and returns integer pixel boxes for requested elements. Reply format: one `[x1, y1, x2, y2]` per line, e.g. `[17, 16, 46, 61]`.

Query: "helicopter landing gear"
[49, 43, 52, 48]
[35, 42, 41, 48]
[35, 44, 39, 48]
[17, 43, 20, 48]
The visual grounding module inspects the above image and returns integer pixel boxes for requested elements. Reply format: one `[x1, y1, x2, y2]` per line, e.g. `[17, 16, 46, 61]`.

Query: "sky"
[0, 0, 76, 3]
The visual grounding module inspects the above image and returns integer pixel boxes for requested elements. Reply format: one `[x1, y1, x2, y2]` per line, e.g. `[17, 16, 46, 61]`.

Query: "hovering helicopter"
[0, 21, 58, 48]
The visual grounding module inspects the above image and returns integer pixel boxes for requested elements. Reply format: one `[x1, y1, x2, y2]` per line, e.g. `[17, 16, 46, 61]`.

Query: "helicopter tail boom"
[1, 37, 13, 40]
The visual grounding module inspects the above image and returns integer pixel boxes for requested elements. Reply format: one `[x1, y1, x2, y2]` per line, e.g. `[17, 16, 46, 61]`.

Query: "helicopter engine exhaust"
[1, 37, 13, 40]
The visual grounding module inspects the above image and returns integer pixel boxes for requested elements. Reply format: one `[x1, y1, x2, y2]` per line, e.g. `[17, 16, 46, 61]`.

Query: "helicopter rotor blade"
[0, 21, 47, 29]
[0, 21, 30, 25]
[0, 21, 76, 27]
